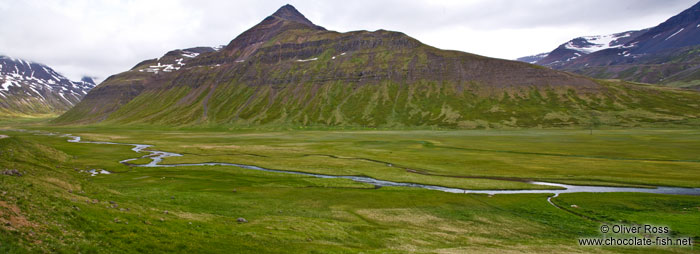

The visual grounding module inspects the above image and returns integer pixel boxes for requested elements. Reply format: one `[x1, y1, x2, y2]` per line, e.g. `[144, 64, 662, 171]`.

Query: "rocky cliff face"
[55, 5, 700, 128]
[0, 55, 95, 116]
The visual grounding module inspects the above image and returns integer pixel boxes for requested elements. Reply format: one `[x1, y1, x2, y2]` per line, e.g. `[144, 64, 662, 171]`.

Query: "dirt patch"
[147, 208, 216, 221]
[172, 211, 217, 221]
[355, 208, 482, 235]
[43, 177, 81, 192]
[0, 201, 39, 230]
[233, 132, 283, 137]
[435, 244, 586, 254]
[79, 133, 128, 140]
[180, 144, 241, 149]
[355, 208, 443, 226]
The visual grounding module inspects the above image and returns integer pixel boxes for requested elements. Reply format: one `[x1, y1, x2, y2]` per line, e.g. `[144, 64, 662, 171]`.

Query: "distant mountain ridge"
[0, 55, 96, 116]
[527, 29, 648, 67]
[55, 5, 700, 128]
[518, 1, 700, 89]
[516, 52, 548, 64]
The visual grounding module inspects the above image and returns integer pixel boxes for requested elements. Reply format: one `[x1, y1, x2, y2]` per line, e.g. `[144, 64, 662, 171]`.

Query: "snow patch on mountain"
[564, 32, 633, 54]
[181, 52, 199, 58]
[1, 80, 14, 91]
[665, 28, 684, 40]
[296, 57, 318, 62]
[137, 46, 221, 74]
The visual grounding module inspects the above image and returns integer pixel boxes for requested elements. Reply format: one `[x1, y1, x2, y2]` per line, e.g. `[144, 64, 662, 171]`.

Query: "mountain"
[532, 29, 648, 67]
[516, 52, 549, 64]
[0, 55, 96, 117]
[80, 76, 97, 85]
[520, 1, 700, 89]
[55, 5, 700, 128]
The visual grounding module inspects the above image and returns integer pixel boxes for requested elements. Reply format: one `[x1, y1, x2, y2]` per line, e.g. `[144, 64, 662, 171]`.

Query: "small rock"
[232, 189, 237, 193]
[237, 217, 248, 223]
[170, 196, 175, 199]
[111, 204, 118, 208]
[188, 222, 192, 225]
[125, 221, 128, 225]
[119, 208, 125, 211]
[163, 210, 168, 214]
[143, 220, 151, 225]
[109, 201, 116, 204]
[2, 169, 22, 177]
[68, 190, 73, 193]
[73, 206, 80, 211]
[160, 218, 165, 222]
[571, 205, 579, 208]
[114, 218, 120, 223]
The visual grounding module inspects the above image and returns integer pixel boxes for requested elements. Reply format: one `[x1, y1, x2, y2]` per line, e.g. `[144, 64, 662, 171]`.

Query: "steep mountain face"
[55, 5, 700, 128]
[0, 56, 96, 116]
[627, 1, 700, 54]
[520, 1, 700, 89]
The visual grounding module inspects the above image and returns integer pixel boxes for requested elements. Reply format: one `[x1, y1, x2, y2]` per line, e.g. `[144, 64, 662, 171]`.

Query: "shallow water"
[86, 169, 111, 176]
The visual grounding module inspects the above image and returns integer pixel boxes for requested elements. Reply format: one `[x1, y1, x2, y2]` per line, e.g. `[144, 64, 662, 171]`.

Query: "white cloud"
[0, 0, 696, 81]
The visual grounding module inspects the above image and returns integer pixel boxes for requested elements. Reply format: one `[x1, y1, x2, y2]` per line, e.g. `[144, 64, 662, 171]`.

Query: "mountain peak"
[269, 4, 321, 29]
[80, 76, 96, 85]
[223, 4, 324, 53]
[271, 4, 306, 21]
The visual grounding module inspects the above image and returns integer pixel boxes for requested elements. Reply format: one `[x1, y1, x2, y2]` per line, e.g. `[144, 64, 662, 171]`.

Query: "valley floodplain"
[1, 121, 698, 253]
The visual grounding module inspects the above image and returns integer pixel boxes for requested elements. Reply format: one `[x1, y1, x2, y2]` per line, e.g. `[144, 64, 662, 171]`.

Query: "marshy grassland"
[1, 120, 699, 253]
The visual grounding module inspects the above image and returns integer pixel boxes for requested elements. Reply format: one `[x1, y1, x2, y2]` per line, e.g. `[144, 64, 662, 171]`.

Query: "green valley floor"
[0, 121, 698, 253]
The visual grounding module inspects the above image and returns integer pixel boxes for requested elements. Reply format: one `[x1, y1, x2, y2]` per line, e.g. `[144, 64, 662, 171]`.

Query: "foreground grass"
[0, 124, 699, 253]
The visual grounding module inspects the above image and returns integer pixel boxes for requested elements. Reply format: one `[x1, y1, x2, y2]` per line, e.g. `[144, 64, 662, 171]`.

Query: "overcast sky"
[0, 0, 697, 82]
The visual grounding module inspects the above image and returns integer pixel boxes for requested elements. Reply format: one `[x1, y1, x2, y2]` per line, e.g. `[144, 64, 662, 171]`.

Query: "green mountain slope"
[54, 5, 700, 128]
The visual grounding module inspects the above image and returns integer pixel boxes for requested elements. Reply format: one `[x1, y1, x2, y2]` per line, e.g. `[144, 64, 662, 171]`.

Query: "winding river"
[57, 133, 700, 196]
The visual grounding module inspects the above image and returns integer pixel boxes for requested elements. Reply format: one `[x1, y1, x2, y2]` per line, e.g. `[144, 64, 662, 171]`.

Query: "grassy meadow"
[1, 120, 699, 253]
